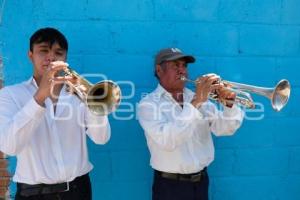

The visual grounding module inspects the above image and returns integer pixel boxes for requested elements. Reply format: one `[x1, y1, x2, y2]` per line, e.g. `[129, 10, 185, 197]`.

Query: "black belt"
[155, 167, 207, 182]
[17, 173, 89, 197]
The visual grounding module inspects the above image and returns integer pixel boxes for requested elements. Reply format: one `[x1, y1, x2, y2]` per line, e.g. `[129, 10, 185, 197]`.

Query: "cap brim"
[165, 54, 196, 63]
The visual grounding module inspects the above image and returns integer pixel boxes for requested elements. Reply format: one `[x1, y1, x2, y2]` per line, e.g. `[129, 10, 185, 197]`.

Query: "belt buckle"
[63, 182, 70, 192]
[190, 173, 201, 182]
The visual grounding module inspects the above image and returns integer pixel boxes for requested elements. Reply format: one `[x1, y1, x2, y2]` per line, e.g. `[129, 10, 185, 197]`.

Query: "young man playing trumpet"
[0, 27, 111, 200]
[137, 48, 244, 200]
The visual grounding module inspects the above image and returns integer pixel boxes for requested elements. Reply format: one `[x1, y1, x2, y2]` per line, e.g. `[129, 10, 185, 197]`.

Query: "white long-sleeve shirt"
[0, 77, 111, 184]
[137, 84, 244, 174]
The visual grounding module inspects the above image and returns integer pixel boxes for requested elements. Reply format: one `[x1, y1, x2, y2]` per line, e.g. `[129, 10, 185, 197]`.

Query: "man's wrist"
[191, 98, 204, 108]
[34, 93, 46, 107]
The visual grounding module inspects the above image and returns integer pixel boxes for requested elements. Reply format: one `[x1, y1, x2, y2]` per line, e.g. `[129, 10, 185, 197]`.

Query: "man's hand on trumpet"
[34, 61, 74, 106]
[190, 73, 237, 108]
[191, 73, 221, 108]
[215, 83, 237, 108]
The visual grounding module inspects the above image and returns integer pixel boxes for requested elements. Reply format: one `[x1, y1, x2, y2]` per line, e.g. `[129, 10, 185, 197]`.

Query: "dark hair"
[30, 27, 68, 52]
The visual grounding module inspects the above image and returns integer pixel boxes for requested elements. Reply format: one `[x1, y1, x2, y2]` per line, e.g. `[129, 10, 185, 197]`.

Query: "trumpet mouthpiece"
[180, 76, 187, 81]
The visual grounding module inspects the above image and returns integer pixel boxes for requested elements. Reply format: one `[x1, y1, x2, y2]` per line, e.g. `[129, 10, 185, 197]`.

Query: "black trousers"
[152, 170, 209, 200]
[15, 174, 91, 200]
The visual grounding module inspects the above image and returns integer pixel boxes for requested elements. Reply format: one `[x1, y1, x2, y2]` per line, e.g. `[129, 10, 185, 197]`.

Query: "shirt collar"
[153, 84, 193, 101]
[154, 84, 169, 97]
[24, 76, 38, 89]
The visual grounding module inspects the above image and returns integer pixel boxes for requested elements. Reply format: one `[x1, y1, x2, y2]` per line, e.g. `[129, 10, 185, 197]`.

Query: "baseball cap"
[155, 48, 196, 65]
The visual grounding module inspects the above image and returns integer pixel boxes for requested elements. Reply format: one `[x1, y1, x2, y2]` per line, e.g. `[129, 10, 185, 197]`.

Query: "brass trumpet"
[181, 76, 291, 112]
[61, 67, 121, 116]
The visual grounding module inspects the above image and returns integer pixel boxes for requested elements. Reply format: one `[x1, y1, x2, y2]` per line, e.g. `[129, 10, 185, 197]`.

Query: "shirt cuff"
[223, 104, 244, 121]
[85, 107, 109, 127]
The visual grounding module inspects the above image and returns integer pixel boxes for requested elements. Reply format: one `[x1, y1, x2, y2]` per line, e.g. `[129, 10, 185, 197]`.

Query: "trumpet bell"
[272, 79, 290, 112]
[86, 81, 122, 116]
[62, 66, 121, 116]
[181, 75, 291, 112]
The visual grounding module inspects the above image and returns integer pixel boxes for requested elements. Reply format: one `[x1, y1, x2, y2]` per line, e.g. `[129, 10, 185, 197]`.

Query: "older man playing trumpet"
[137, 47, 244, 200]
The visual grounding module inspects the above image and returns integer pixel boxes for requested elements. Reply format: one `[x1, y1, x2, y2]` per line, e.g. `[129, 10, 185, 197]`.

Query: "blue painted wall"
[0, 0, 299, 199]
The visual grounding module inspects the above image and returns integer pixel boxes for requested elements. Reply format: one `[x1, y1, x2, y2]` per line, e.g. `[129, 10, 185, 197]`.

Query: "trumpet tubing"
[63, 67, 121, 116]
[181, 76, 291, 112]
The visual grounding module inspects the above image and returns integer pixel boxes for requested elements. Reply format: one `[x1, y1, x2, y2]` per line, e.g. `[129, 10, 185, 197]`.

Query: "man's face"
[156, 59, 188, 92]
[28, 42, 67, 79]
